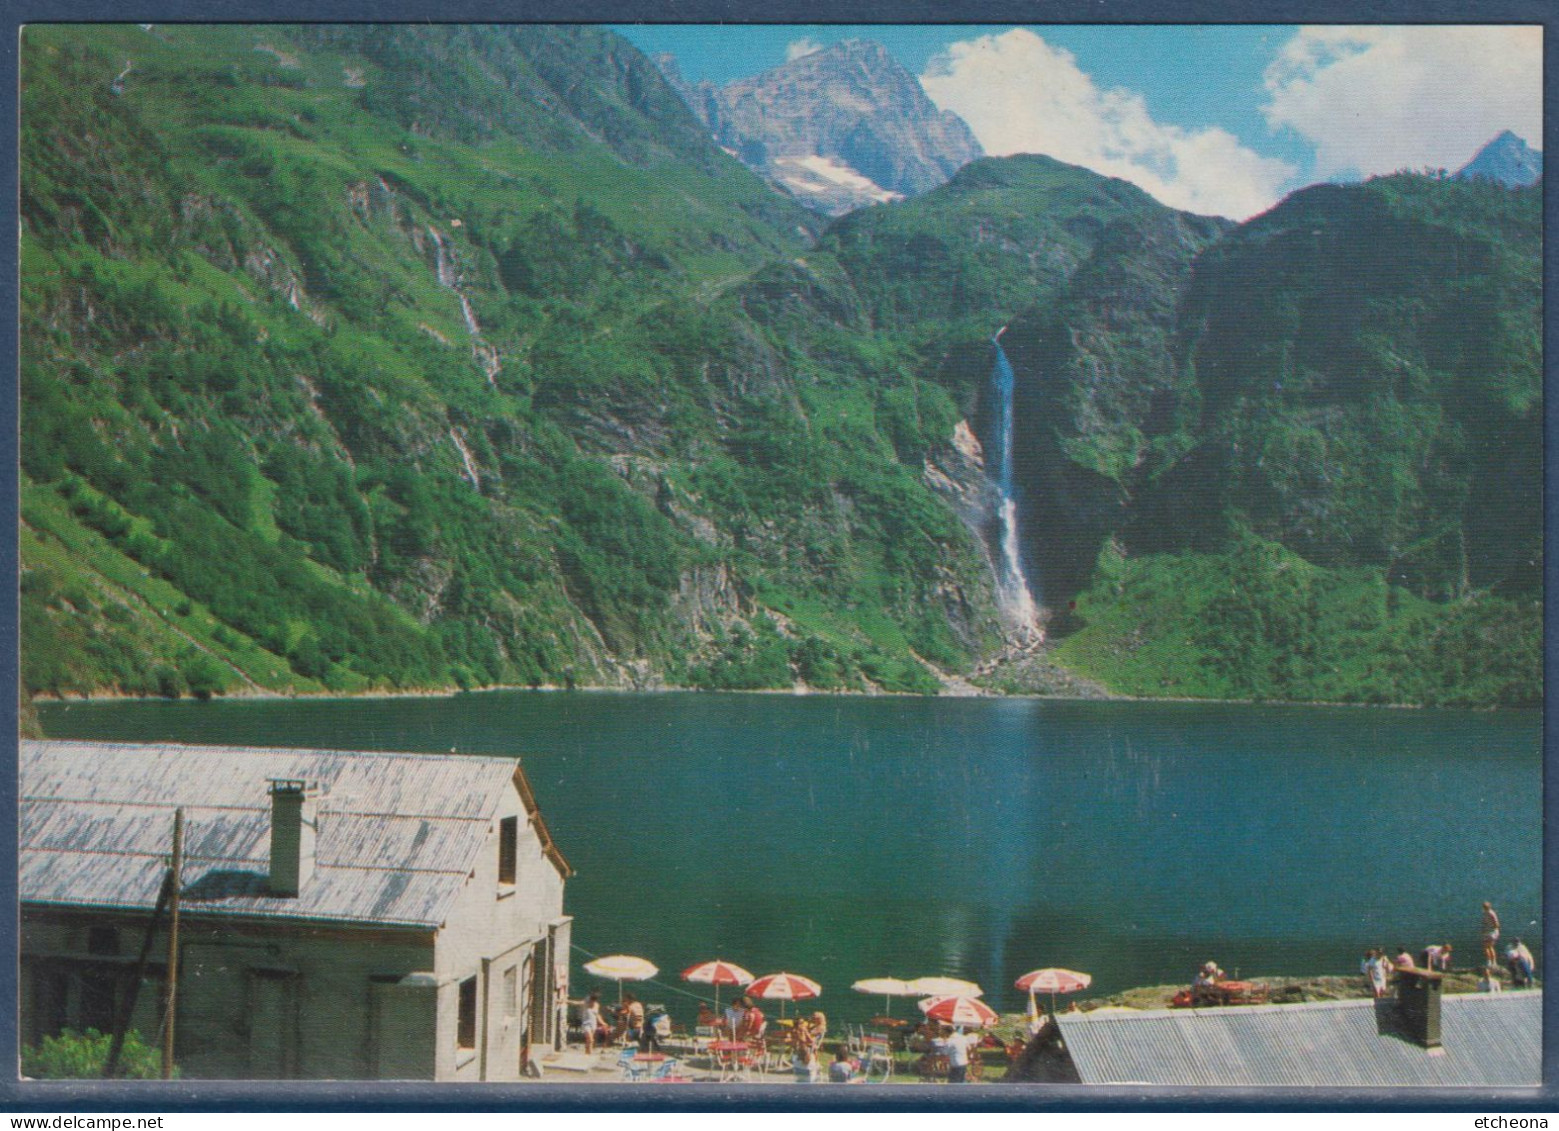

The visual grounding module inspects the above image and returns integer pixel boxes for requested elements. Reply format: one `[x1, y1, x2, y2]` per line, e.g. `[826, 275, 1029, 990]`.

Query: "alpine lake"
[37, 692, 1541, 1026]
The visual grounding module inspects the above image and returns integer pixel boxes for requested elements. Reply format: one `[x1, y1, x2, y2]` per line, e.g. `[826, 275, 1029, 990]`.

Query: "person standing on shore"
[581, 991, 609, 1054]
[1482, 902, 1501, 965]
[1361, 950, 1388, 998]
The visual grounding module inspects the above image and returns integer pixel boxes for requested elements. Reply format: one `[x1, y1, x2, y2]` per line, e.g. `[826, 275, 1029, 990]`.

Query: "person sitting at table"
[828, 1046, 860, 1083]
[618, 993, 645, 1045]
[789, 1016, 819, 1083]
[697, 1002, 719, 1030]
[737, 999, 766, 1042]
[1191, 961, 1224, 1003]
[723, 996, 748, 1039]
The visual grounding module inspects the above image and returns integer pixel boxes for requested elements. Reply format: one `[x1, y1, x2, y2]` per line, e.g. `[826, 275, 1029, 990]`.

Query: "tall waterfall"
[990, 332, 1041, 640]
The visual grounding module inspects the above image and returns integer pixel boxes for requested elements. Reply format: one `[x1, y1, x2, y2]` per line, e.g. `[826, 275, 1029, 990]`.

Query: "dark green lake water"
[38, 693, 1541, 1025]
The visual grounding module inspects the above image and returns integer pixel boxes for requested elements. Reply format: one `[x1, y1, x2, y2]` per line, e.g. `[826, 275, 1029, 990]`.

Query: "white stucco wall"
[431, 776, 569, 1081]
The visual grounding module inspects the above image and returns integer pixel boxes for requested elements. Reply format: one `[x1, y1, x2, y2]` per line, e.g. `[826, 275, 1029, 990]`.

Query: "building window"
[503, 966, 518, 1020]
[457, 975, 478, 1050]
[498, 816, 517, 886]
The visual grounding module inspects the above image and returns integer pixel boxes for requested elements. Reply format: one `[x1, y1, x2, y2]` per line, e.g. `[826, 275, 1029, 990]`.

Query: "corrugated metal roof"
[1058, 992, 1541, 1087]
[20, 740, 535, 929]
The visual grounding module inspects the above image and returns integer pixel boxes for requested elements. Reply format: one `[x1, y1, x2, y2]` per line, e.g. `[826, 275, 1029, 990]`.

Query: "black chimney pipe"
[1396, 967, 1444, 1049]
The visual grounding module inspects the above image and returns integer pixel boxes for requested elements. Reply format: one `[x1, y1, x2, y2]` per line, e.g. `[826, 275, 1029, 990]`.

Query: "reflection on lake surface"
[38, 692, 1541, 1023]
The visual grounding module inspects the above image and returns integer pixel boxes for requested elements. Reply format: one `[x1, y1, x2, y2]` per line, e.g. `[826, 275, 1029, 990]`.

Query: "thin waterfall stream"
[990, 331, 1042, 642]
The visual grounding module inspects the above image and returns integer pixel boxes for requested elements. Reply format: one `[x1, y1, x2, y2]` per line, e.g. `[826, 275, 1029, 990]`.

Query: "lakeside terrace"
[537, 972, 1541, 1086]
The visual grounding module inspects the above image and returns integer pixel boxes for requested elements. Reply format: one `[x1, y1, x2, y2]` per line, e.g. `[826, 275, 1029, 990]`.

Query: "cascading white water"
[990, 332, 1041, 639]
[428, 226, 499, 387]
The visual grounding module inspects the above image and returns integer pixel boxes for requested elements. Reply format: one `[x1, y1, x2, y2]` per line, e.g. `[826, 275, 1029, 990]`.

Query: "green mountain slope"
[19, 24, 1000, 698]
[1002, 175, 1541, 705]
[19, 25, 1541, 708]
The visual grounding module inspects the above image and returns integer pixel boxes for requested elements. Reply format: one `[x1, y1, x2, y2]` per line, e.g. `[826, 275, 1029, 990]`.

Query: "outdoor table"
[709, 1040, 752, 1083]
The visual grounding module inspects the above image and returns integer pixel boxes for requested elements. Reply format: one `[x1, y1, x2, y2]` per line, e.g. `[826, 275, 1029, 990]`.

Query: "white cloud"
[786, 37, 824, 62]
[1262, 26, 1542, 179]
[920, 29, 1296, 220]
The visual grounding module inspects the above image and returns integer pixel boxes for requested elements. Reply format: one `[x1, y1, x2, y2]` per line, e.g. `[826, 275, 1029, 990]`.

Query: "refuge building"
[20, 739, 572, 1081]
[1053, 983, 1541, 1087]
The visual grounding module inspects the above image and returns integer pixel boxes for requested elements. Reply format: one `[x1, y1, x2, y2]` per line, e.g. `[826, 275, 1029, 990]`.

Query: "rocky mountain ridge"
[659, 39, 983, 216]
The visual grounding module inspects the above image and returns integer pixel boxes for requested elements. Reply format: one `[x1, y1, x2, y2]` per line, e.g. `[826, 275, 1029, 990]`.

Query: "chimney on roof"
[1395, 967, 1443, 1050]
[267, 779, 317, 897]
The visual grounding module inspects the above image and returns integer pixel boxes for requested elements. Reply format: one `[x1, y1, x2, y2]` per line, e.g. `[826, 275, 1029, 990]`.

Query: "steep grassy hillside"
[1002, 175, 1541, 706]
[20, 24, 1003, 698]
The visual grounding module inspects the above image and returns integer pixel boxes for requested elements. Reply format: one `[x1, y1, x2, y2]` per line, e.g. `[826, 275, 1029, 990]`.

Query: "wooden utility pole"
[104, 868, 173, 1078]
[161, 808, 184, 1080]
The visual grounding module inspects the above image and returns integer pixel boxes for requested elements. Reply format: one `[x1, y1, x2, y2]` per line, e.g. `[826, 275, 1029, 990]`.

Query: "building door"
[527, 945, 546, 1050]
[247, 969, 300, 1078]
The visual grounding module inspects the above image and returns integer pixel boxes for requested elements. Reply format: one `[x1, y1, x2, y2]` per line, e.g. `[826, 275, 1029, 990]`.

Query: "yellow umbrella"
[584, 954, 658, 1003]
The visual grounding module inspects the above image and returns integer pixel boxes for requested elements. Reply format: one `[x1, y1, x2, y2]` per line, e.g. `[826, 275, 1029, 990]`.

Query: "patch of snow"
[774, 155, 903, 203]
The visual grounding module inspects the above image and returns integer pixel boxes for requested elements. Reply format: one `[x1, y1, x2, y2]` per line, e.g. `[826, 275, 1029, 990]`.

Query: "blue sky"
[614, 24, 1542, 219]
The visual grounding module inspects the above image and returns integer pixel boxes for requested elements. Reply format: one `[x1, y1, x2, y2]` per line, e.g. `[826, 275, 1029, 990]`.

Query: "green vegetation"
[22, 1028, 169, 1079]
[1054, 534, 1540, 706]
[20, 24, 1004, 699]
[18, 26, 1539, 708]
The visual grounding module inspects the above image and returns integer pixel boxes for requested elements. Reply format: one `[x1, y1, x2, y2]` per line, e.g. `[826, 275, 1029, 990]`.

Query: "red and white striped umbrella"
[1015, 968, 1092, 1015]
[682, 959, 755, 1011]
[747, 972, 822, 1016]
[1014, 968, 1091, 995]
[917, 994, 999, 1028]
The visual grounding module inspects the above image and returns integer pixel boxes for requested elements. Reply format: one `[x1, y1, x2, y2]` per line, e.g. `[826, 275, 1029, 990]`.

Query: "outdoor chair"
[763, 1033, 792, 1073]
[860, 1033, 894, 1083]
[616, 1047, 648, 1082]
[915, 1052, 950, 1083]
[646, 1058, 689, 1083]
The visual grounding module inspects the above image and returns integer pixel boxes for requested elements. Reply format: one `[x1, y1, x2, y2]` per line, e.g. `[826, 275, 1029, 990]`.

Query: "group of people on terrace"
[1359, 902, 1537, 998]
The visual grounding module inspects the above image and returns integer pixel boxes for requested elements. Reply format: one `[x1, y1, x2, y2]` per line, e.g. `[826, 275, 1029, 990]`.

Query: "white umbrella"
[852, 976, 918, 1017]
[907, 976, 984, 998]
[584, 954, 658, 1003]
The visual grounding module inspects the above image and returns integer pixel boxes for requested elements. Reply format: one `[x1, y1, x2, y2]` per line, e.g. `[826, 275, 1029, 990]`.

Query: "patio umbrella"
[584, 954, 658, 1003]
[906, 976, 984, 998]
[682, 959, 754, 1011]
[1014, 968, 1092, 1016]
[917, 994, 998, 1028]
[852, 977, 918, 1017]
[747, 972, 822, 1018]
